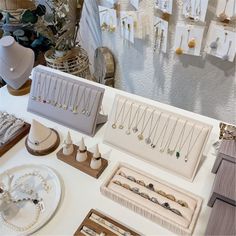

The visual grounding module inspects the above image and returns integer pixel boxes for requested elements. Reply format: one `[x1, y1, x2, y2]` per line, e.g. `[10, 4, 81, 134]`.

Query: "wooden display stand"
[57, 145, 108, 179]
[0, 122, 30, 157]
[74, 209, 140, 236]
[7, 80, 31, 96]
[25, 129, 60, 156]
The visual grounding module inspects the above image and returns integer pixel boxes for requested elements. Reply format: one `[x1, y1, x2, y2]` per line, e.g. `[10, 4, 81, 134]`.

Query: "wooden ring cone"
[90, 144, 102, 170]
[25, 119, 60, 156]
[76, 137, 88, 162]
[63, 131, 74, 156]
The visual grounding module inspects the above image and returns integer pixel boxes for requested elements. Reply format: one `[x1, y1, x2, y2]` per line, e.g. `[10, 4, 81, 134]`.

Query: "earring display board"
[174, 23, 205, 57]
[100, 163, 202, 236]
[74, 209, 140, 236]
[154, 17, 169, 53]
[182, 0, 209, 22]
[104, 95, 212, 181]
[205, 21, 236, 62]
[0, 112, 30, 157]
[27, 65, 107, 137]
[216, 0, 236, 21]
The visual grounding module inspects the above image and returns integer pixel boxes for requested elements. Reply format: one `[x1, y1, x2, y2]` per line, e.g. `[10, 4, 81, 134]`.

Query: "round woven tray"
[44, 47, 90, 79]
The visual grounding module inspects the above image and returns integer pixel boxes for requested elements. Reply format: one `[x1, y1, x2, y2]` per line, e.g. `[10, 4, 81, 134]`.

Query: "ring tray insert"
[100, 163, 203, 236]
[56, 145, 108, 179]
[27, 65, 107, 137]
[74, 209, 140, 236]
[0, 122, 30, 157]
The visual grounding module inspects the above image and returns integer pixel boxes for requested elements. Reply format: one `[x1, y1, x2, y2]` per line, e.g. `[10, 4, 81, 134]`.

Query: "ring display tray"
[0, 122, 30, 157]
[56, 145, 108, 179]
[27, 65, 107, 137]
[104, 95, 212, 181]
[74, 209, 140, 236]
[100, 163, 203, 236]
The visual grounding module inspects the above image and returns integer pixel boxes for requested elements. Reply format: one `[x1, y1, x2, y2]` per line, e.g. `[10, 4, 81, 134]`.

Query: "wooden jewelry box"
[100, 163, 203, 236]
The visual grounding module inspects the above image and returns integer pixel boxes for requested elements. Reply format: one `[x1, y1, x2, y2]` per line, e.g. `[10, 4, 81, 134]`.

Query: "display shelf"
[0, 76, 219, 236]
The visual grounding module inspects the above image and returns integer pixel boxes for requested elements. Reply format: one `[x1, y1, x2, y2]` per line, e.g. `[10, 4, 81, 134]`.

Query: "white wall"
[96, 0, 235, 124]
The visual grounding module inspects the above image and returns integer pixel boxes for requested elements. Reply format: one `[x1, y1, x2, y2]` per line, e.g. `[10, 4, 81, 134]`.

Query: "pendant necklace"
[184, 126, 204, 162]
[82, 88, 92, 115]
[138, 109, 155, 141]
[66, 83, 75, 111]
[168, 120, 187, 156]
[0, 54, 18, 72]
[112, 99, 127, 129]
[56, 81, 66, 108]
[194, 0, 201, 21]
[119, 102, 134, 130]
[43, 76, 52, 104]
[61, 82, 69, 110]
[85, 90, 99, 117]
[159, 116, 171, 152]
[164, 118, 179, 154]
[176, 123, 195, 159]
[126, 104, 140, 135]
[36, 74, 46, 102]
[151, 115, 171, 149]
[133, 106, 148, 133]
[219, 0, 229, 22]
[50, 79, 58, 106]
[72, 85, 84, 114]
[145, 112, 162, 144]
[28, 130, 52, 146]
[31, 73, 40, 101]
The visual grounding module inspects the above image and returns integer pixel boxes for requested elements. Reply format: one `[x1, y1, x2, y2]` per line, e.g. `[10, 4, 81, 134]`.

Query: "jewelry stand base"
[57, 145, 108, 179]
[74, 209, 140, 236]
[0, 122, 31, 157]
[7, 80, 32, 96]
[25, 129, 60, 156]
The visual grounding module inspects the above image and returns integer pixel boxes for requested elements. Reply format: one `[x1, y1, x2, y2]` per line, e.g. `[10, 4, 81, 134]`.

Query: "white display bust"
[0, 36, 34, 90]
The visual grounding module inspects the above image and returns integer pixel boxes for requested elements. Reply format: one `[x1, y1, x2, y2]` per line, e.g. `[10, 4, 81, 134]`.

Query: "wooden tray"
[57, 145, 108, 179]
[74, 209, 140, 236]
[0, 122, 30, 157]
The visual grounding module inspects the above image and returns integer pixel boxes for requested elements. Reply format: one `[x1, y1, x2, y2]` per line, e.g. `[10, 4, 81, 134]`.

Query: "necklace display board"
[100, 163, 202, 236]
[104, 95, 212, 181]
[27, 65, 107, 137]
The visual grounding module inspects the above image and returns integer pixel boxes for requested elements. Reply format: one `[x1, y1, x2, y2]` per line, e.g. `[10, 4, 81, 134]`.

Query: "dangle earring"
[185, 0, 192, 18]
[153, 21, 161, 52]
[219, 0, 229, 22]
[159, 29, 164, 51]
[187, 29, 196, 48]
[210, 37, 220, 49]
[100, 10, 108, 31]
[222, 40, 232, 61]
[194, 0, 201, 22]
[108, 13, 116, 32]
[176, 35, 184, 55]
[163, 0, 168, 13]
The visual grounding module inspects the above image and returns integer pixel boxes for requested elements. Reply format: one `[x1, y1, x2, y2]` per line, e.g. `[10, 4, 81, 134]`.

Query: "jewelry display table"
[0, 78, 220, 236]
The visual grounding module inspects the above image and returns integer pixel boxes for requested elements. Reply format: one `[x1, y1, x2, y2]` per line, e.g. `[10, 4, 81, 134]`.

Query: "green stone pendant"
[176, 152, 180, 158]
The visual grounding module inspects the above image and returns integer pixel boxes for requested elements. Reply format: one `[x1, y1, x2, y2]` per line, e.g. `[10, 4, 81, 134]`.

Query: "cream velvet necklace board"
[27, 65, 107, 137]
[0, 165, 61, 236]
[104, 95, 212, 181]
[0, 36, 34, 94]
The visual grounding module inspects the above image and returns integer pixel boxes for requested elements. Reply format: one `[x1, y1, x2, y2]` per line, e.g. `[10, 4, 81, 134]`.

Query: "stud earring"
[222, 40, 232, 61]
[219, 0, 229, 22]
[210, 37, 220, 49]
[176, 35, 183, 55]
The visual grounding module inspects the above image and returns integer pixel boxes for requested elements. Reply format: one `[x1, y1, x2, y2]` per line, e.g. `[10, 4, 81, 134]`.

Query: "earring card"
[182, 0, 209, 22]
[174, 22, 205, 56]
[27, 66, 107, 137]
[153, 16, 169, 53]
[101, 163, 203, 235]
[205, 21, 236, 62]
[154, 0, 173, 15]
[74, 209, 140, 236]
[57, 145, 108, 179]
[216, 0, 236, 21]
[103, 95, 212, 181]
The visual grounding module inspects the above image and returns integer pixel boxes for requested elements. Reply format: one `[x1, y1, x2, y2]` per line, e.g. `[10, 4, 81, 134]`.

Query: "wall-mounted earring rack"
[27, 65, 107, 137]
